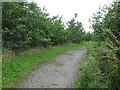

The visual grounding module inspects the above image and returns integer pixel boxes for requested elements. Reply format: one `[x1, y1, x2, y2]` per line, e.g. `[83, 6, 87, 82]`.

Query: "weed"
[56, 62, 64, 66]
[54, 69, 59, 72]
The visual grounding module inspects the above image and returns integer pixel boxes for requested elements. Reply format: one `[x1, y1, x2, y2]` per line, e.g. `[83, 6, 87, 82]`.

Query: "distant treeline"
[2, 2, 94, 50]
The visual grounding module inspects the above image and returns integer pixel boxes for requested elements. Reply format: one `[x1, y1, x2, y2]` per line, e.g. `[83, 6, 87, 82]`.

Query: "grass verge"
[2, 42, 93, 88]
[74, 43, 119, 88]
[74, 44, 107, 88]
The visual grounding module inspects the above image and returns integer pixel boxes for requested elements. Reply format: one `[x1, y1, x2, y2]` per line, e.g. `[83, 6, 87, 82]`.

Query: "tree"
[67, 13, 85, 43]
[2, 2, 51, 50]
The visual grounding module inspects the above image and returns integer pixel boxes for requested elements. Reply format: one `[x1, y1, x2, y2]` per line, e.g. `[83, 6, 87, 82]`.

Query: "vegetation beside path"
[74, 44, 110, 88]
[75, 1, 120, 88]
[75, 42, 120, 88]
[2, 42, 93, 88]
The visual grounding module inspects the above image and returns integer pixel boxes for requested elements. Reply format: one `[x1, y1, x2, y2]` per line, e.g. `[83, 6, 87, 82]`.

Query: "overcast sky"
[28, 0, 114, 32]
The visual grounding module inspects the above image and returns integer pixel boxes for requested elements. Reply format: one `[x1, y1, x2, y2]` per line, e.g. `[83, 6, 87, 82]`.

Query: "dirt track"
[14, 48, 86, 88]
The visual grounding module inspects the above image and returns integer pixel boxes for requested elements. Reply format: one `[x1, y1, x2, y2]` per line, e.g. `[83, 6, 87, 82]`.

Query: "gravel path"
[14, 48, 86, 88]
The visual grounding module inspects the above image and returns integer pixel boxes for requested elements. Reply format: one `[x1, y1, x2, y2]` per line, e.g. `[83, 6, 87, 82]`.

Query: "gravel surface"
[14, 48, 86, 88]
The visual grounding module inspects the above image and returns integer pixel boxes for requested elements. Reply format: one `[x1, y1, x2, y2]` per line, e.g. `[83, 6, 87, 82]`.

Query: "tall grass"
[75, 43, 120, 88]
[75, 44, 111, 88]
[2, 43, 93, 88]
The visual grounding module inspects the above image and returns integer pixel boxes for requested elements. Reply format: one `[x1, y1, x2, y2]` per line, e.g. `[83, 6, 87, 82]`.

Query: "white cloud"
[28, 0, 114, 32]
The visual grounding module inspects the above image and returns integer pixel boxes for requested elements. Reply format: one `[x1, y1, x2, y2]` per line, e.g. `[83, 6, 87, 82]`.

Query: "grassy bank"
[74, 44, 110, 88]
[75, 43, 120, 88]
[2, 42, 93, 88]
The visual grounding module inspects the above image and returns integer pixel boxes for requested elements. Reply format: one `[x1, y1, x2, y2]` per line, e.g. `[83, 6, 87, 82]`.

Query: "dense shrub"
[90, 0, 120, 88]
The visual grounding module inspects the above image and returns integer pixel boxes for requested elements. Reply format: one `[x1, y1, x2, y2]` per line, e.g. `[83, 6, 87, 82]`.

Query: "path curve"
[14, 48, 86, 88]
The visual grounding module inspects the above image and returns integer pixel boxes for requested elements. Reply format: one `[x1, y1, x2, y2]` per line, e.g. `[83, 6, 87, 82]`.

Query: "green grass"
[54, 69, 59, 72]
[56, 62, 64, 66]
[2, 42, 94, 88]
[74, 44, 111, 88]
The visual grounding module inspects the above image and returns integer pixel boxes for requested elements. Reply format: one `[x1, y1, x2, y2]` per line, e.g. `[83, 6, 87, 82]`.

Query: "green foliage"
[84, 32, 95, 41]
[2, 2, 50, 49]
[91, 0, 120, 42]
[75, 44, 111, 88]
[2, 2, 93, 51]
[49, 16, 67, 45]
[76, 0, 120, 88]
[104, 1, 120, 39]
[66, 13, 85, 43]
[89, 0, 120, 88]
[75, 43, 119, 88]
